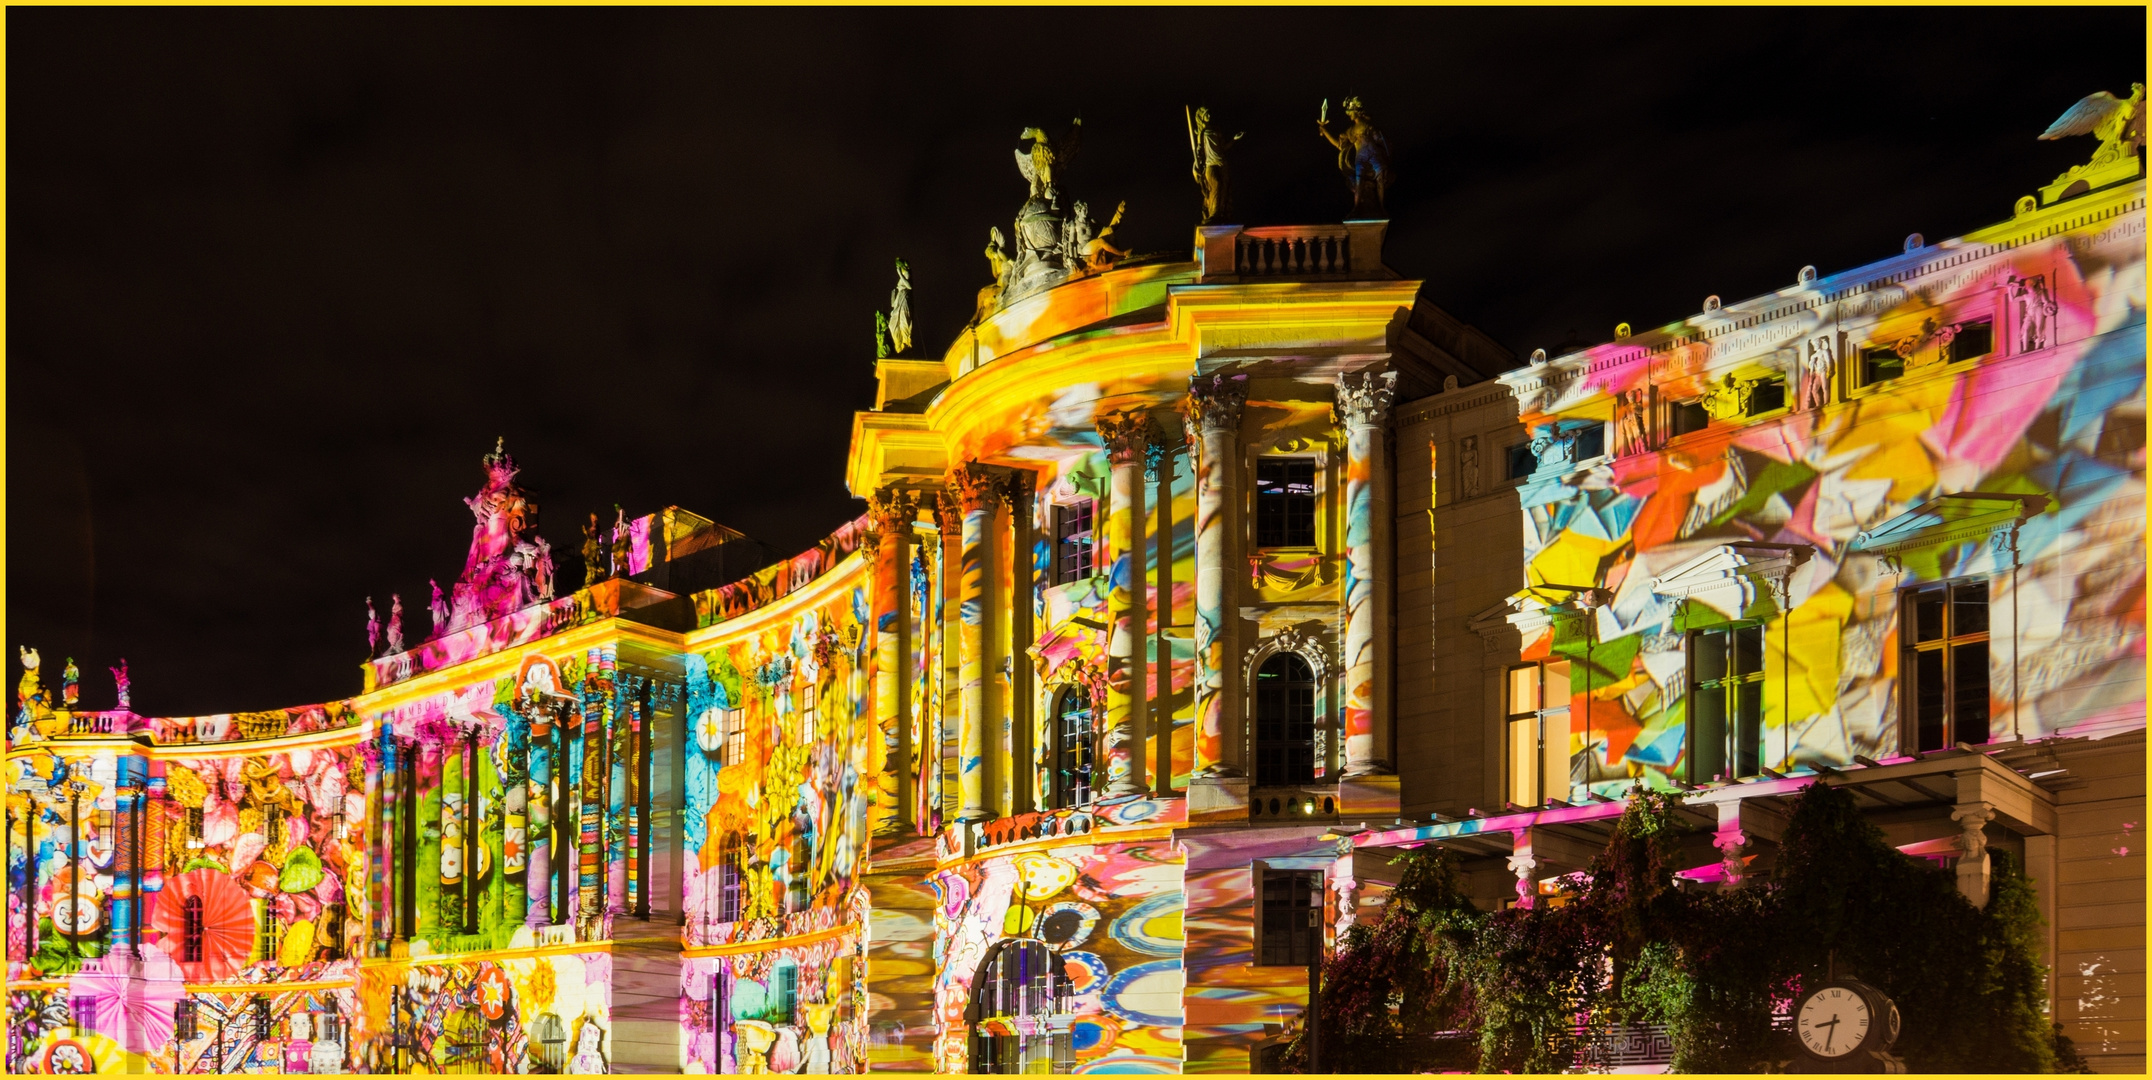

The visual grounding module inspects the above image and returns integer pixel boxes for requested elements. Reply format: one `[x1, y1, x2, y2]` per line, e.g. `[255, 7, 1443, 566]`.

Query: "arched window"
[182, 896, 205, 963]
[965, 939, 1074, 1074]
[1255, 653, 1316, 787]
[1049, 689, 1093, 810]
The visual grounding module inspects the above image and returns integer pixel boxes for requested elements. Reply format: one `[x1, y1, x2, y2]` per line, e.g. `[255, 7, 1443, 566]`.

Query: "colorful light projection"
[1493, 211, 2144, 794]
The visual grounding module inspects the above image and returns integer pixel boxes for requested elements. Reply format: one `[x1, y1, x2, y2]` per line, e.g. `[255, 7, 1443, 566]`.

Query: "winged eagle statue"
[1014, 118, 1083, 202]
[2040, 83, 2145, 166]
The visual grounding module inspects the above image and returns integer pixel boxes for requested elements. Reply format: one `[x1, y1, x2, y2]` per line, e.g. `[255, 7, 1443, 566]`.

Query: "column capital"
[999, 469, 1035, 509]
[1333, 369, 1398, 429]
[1096, 409, 1152, 466]
[868, 485, 915, 532]
[934, 489, 964, 535]
[1182, 373, 1249, 433]
[948, 464, 1003, 513]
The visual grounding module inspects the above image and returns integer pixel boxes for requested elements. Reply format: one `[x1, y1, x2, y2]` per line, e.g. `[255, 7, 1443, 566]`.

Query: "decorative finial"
[1903, 233, 1923, 253]
[1703, 295, 1722, 314]
[1614, 323, 1632, 340]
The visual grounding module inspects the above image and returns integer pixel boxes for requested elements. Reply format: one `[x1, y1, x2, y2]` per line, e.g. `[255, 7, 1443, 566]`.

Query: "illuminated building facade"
[6, 134, 2143, 1074]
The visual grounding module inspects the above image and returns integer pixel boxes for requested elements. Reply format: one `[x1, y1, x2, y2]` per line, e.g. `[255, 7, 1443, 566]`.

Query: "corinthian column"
[867, 486, 914, 835]
[1337, 370, 1398, 776]
[950, 465, 1002, 822]
[1096, 410, 1151, 798]
[1183, 374, 1249, 779]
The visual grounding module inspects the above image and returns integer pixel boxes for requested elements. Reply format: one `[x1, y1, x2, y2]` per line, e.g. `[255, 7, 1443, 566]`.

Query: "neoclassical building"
[5, 115, 2144, 1074]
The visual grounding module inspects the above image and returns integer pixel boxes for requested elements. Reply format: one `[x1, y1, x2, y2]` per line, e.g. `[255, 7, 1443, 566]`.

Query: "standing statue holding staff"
[888, 258, 913, 356]
[1188, 106, 1242, 226]
[1316, 96, 1392, 217]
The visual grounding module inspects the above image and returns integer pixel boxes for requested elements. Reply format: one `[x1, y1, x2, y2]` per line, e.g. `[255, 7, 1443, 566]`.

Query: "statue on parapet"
[888, 258, 914, 355]
[610, 505, 629, 579]
[2037, 83, 2145, 204]
[1317, 96, 1392, 217]
[445, 439, 551, 632]
[365, 597, 380, 658]
[61, 658, 80, 709]
[109, 659, 130, 712]
[874, 312, 891, 360]
[581, 512, 607, 588]
[1189, 106, 1242, 225]
[386, 595, 405, 655]
[429, 579, 450, 636]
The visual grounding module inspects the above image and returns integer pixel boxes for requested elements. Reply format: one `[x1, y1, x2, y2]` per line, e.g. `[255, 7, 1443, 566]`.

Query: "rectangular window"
[175, 1000, 198, 1043]
[1505, 661, 1572, 806]
[1861, 346, 1906, 386]
[1747, 376, 1787, 416]
[718, 841, 743, 923]
[1903, 580, 1991, 751]
[1255, 459, 1317, 548]
[1947, 319, 1993, 363]
[1052, 691, 1093, 809]
[1571, 422, 1606, 462]
[1505, 442, 1536, 480]
[1258, 869, 1322, 967]
[254, 996, 273, 1041]
[722, 707, 747, 767]
[774, 963, 799, 1023]
[1672, 399, 1711, 436]
[1052, 501, 1096, 583]
[1689, 625, 1765, 782]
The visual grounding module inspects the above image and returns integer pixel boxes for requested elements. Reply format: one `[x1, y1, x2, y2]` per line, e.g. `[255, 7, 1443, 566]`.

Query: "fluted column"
[1004, 473, 1036, 815]
[868, 487, 914, 836]
[950, 465, 1002, 822]
[1097, 410, 1152, 798]
[1337, 371, 1398, 776]
[1185, 374, 1249, 779]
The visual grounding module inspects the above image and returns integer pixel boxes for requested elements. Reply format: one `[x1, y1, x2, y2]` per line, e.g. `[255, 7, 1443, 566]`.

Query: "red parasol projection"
[68, 944, 186, 1054]
[149, 869, 255, 982]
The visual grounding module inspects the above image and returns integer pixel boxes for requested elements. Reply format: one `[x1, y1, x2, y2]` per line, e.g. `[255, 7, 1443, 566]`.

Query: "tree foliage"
[1281, 782, 2064, 1073]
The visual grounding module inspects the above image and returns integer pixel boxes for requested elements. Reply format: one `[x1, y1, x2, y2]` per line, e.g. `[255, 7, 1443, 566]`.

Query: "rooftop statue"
[2037, 83, 2146, 204]
[445, 438, 551, 633]
[386, 594, 406, 655]
[108, 659, 129, 712]
[874, 311, 891, 360]
[1189, 106, 1243, 226]
[61, 657, 80, 708]
[581, 512, 607, 588]
[1014, 118, 1082, 203]
[2042, 83, 2146, 169]
[888, 258, 914, 356]
[1317, 96, 1392, 217]
[1071, 200, 1133, 273]
[365, 597, 380, 658]
[428, 578, 450, 636]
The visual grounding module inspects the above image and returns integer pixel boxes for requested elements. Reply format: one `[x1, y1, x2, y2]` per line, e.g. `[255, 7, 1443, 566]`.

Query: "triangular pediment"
[1649, 542, 1811, 619]
[1852, 491, 2048, 556]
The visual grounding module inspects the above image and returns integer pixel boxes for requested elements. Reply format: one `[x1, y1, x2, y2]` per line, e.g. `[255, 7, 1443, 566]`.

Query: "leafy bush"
[1281, 781, 2062, 1073]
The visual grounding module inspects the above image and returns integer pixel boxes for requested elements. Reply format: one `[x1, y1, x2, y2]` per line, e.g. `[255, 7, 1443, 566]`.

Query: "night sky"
[9, 7, 2144, 716]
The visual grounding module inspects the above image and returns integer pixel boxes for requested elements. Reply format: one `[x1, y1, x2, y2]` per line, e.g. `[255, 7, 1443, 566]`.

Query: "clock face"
[1796, 985, 1871, 1058]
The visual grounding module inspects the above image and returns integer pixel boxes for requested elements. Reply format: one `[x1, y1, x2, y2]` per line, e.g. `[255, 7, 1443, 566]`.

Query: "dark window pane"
[1674, 400, 1711, 436]
[1506, 442, 1536, 479]
[1748, 378, 1787, 416]
[1953, 641, 1991, 745]
[1260, 870, 1320, 966]
[1572, 424, 1605, 461]
[1733, 626, 1764, 676]
[1914, 647, 1947, 752]
[1912, 590, 1946, 644]
[1690, 685, 1727, 783]
[1694, 632, 1729, 684]
[1863, 348, 1906, 385]
[1734, 682, 1763, 778]
[1949, 320, 1993, 362]
[1952, 581, 1989, 636]
[1256, 460, 1316, 547]
[1255, 653, 1315, 786]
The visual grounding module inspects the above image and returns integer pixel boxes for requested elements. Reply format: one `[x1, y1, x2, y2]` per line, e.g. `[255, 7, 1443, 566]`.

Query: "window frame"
[1670, 397, 1712, 438]
[1050, 500, 1097, 584]
[1745, 375, 1788, 418]
[1504, 660, 1573, 807]
[1049, 688, 1094, 810]
[1687, 623, 1767, 784]
[1900, 578, 1992, 751]
[1254, 457, 1319, 550]
[1256, 867, 1323, 968]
